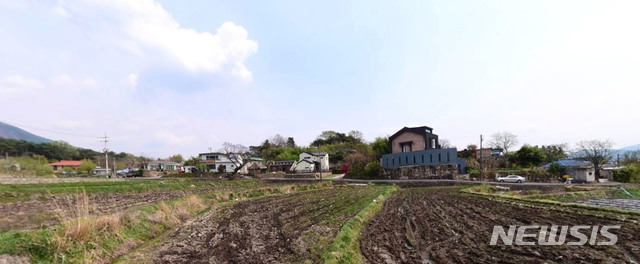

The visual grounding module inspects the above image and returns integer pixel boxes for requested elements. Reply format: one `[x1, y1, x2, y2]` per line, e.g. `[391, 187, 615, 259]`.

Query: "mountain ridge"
[0, 121, 53, 143]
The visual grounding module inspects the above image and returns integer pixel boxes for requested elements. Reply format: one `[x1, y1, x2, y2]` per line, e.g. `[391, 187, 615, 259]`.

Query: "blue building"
[381, 126, 466, 174]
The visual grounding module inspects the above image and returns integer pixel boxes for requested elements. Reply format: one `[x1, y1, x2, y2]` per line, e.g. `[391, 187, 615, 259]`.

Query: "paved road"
[577, 198, 640, 212]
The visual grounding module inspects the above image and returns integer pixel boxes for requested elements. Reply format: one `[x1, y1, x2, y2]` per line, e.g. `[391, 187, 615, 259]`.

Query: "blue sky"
[1, 0, 639, 158]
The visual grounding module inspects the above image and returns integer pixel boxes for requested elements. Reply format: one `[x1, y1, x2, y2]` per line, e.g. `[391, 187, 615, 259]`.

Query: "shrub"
[78, 159, 96, 175]
[0, 156, 54, 176]
[613, 165, 639, 183]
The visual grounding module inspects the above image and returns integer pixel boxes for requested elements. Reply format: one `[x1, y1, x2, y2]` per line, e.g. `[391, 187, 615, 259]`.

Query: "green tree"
[370, 137, 390, 160]
[78, 159, 96, 175]
[541, 144, 568, 163]
[168, 154, 184, 163]
[511, 144, 546, 167]
[547, 162, 566, 177]
[286, 137, 296, 148]
[612, 164, 639, 183]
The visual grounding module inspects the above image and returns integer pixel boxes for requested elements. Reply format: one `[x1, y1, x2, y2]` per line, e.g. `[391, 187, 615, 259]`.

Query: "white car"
[496, 175, 526, 183]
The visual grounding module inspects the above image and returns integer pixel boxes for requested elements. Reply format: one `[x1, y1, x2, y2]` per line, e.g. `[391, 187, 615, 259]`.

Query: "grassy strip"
[0, 181, 332, 263]
[461, 185, 640, 217]
[0, 179, 259, 203]
[323, 185, 399, 264]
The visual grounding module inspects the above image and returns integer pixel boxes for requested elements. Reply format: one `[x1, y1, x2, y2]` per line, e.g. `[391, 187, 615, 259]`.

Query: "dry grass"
[146, 196, 206, 228]
[50, 191, 124, 256]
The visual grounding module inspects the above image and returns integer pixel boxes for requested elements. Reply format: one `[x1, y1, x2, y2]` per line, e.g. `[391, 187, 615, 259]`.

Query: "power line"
[0, 119, 99, 138]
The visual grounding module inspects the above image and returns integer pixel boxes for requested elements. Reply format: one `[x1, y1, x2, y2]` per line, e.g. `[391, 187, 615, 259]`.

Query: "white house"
[294, 152, 330, 172]
[141, 160, 183, 171]
[199, 152, 242, 173]
[293, 159, 315, 173]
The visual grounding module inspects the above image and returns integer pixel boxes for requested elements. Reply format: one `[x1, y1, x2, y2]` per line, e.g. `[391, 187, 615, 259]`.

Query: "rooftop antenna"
[99, 132, 110, 178]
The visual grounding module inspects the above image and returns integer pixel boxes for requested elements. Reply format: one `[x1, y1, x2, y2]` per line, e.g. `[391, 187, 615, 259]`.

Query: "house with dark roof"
[269, 160, 295, 172]
[389, 126, 439, 153]
[542, 159, 595, 182]
[293, 159, 316, 173]
[381, 126, 466, 176]
[295, 152, 330, 172]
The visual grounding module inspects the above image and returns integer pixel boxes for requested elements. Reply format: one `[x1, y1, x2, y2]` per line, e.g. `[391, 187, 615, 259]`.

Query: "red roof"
[50, 160, 83, 166]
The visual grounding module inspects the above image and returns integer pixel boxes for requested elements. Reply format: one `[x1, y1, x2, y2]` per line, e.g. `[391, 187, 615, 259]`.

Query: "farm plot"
[140, 185, 388, 264]
[361, 187, 640, 264]
[0, 180, 263, 231]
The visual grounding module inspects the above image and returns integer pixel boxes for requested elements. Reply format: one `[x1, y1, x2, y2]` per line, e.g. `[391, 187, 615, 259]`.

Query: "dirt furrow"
[360, 188, 640, 264]
[150, 186, 385, 263]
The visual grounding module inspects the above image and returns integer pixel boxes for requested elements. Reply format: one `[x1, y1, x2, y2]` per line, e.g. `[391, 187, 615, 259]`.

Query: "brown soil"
[0, 185, 259, 231]
[148, 186, 384, 263]
[360, 188, 640, 263]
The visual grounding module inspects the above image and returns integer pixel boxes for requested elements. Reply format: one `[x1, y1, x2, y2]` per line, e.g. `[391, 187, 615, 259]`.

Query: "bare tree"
[439, 139, 453, 149]
[488, 132, 519, 154]
[269, 134, 286, 147]
[348, 130, 364, 143]
[574, 139, 614, 182]
[221, 142, 250, 176]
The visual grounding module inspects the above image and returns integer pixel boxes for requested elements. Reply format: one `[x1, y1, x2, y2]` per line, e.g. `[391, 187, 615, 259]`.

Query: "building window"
[399, 157, 401, 165]
[421, 155, 424, 163]
[405, 156, 408, 164]
[392, 158, 395, 166]
[438, 153, 441, 162]
[413, 155, 416, 164]
[447, 152, 450, 162]
[430, 154, 433, 163]
[402, 144, 411, 153]
[431, 139, 436, 149]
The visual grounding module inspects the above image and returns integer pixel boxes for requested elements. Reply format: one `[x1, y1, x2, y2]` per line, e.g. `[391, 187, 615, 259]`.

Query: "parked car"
[496, 175, 526, 183]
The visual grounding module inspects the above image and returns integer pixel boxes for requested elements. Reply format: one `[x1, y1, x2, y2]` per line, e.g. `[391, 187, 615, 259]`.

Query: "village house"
[293, 159, 316, 173]
[542, 159, 596, 182]
[238, 157, 268, 175]
[50, 160, 83, 172]
[269, 160, 295, 172]
[198, 152, 241, 173]
[141, 160, 183, 171]
[293, 152, 330, 173]
[381, 126, 466, 178]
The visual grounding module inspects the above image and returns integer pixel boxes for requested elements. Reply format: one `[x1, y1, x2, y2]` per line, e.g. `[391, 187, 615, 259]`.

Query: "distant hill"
[0, 121, 52, 143]
[619, 144, 640, 152]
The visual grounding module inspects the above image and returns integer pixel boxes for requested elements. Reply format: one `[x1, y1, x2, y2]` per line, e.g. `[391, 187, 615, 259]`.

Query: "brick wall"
[391, 132, 425, 153]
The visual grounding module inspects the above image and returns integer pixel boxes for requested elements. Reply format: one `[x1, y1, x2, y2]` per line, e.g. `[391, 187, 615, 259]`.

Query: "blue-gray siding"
[381, 148, 466, 173]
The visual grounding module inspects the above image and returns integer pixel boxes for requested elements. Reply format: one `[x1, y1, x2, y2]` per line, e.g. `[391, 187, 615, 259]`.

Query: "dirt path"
[360, 188, 640, 264]
[147, 186, 385, 263]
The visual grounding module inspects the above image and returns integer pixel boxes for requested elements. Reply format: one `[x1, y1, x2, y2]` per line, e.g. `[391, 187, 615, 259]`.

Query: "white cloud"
[127, 73, 138, 88]
[51, 6, 69, 17]
[52, 74, 99, 90]
[57, 0, 258, 81]
[153, 131, 197, 147]
[0, 75, 43, 94]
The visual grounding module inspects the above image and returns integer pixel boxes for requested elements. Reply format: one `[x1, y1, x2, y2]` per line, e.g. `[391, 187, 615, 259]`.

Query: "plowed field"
[361, 188, 640, 264]
[0, 182, 265, 231]
[145, 186, 387, 263]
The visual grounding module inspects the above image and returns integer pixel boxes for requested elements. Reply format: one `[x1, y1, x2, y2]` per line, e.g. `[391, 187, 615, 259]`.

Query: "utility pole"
[99, 132, 109, 178]
[479, 134, 484, 181]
